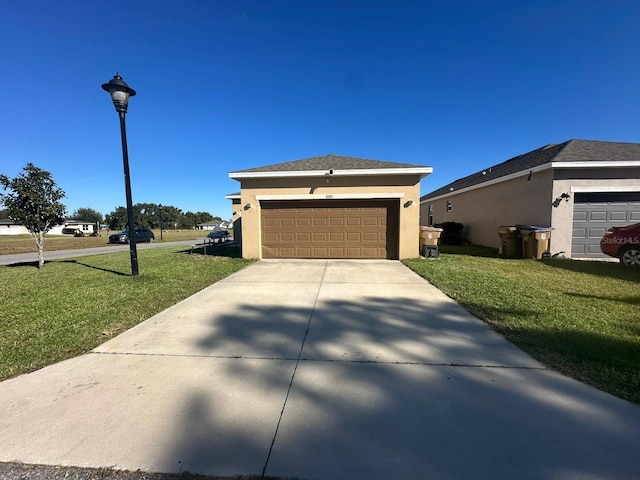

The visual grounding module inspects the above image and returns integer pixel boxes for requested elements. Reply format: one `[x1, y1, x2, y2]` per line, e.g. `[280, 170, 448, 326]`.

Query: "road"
[0, 240, 197, 266]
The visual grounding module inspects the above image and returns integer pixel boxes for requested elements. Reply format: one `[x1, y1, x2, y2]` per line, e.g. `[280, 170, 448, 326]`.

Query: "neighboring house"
[420, 139, 640, 259]
[224, 192, 242, 245]
[48, 220, 96, 236]
[228, 154, 432, 259]
[196, 220, 232, 230]
[0, 219, 96, 235]
[0, 219, 29, 235]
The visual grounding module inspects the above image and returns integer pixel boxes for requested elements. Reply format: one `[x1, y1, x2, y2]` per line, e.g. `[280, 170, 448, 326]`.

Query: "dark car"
[206, 229, 229, 242]
[600, 223, 640, 266]
[108, 228, 155, 244]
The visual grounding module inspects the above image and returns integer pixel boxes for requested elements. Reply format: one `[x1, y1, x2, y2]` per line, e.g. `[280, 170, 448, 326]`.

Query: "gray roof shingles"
[232, 154, 425, 173]
[421, 139, 640, 200]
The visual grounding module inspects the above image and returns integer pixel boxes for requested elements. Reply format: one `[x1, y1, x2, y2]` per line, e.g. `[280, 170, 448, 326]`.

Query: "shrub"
[435, 222, 465, 245]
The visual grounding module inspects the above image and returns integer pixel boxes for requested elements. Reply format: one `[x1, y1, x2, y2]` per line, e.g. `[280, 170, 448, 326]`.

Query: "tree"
[72, 207, 102, 225]
[105, 206, 127, 230]
[0, 163, 67, 269]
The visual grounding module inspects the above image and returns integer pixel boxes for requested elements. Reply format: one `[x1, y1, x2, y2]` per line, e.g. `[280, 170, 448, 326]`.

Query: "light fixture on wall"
[404, 200, 414, 208]
[552, 192, 571, 208]
[244, 203, 253, 210]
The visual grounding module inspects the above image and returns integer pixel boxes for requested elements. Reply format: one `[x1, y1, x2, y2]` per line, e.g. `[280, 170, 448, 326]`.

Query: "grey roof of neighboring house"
[231, 154, 426, 174]
[421, 139, 640, 201]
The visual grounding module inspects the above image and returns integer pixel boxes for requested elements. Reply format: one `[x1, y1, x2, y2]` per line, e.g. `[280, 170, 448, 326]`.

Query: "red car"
[600, 223, 640, 266]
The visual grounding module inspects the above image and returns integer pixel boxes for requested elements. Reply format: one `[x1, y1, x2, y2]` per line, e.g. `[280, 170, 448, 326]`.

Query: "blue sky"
[1, 0, 639, 220]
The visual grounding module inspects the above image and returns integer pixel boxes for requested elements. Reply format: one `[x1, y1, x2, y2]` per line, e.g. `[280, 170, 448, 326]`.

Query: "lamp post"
[102, 73, 139, 276]
[159, 204, 163, 241]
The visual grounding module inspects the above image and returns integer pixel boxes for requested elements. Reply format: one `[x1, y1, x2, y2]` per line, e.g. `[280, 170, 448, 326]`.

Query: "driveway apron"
[0, 259, 638, 479]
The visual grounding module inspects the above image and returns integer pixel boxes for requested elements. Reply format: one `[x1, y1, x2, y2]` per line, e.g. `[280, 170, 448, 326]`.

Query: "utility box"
[419, 226, 443, 257]
[517, 226, 552, 259]
[498, 226, 522, 258]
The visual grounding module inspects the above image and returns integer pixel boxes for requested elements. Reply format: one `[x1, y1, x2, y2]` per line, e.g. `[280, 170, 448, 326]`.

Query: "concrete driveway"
[0, 260, 638, 479]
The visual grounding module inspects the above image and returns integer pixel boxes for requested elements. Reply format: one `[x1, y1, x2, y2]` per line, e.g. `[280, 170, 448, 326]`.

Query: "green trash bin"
[498, 225, 522, 258]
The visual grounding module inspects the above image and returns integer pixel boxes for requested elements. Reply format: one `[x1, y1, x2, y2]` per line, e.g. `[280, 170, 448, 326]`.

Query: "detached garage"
[229, 155, 432, 260]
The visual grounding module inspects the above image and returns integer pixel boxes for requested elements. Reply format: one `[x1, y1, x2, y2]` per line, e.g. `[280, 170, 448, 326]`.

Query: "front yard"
[0, 246, 254, 381]
[404, 246, 640, 405]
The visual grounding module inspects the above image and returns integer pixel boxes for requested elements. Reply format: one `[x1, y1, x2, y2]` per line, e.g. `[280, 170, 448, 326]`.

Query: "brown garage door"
[261, 199, 399, 259]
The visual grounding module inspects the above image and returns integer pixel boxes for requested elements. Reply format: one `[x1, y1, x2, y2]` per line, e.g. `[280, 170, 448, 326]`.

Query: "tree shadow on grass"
[179, 244, 242, 259]
[565, 291, 640, 306]
[541, 258, 640, 282]
[4, 260, 42, 268]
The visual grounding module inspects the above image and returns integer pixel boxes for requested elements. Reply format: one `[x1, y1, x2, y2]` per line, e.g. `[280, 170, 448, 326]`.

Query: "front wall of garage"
[238, 175, 421, 259]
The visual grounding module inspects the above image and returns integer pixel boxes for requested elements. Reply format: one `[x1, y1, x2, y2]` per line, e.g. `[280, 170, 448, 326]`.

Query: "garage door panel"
[610, 211, 628, 221]
[589, 212, 607, 222]
[572, 193, 640, 258]
[261, 200, 398, 259]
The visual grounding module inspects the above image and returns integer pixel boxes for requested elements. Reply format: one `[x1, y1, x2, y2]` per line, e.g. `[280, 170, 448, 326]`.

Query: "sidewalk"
[0, 260, 638, 479]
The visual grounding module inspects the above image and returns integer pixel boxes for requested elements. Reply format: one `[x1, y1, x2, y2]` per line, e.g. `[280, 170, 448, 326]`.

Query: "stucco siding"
[421, 170, 553, 249]
[239, 175, 421, 259]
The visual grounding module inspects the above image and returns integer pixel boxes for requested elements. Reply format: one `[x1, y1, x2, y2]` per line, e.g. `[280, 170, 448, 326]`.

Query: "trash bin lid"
[516, 224, 551, 232]
[420, 226, 443, 232]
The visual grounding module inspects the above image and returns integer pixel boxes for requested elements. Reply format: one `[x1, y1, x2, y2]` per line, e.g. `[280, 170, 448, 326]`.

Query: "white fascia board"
[570, 185, 640, 193]
[420, 164, 552, 204]
[255, 193, 405, 201]
[420, 160, 640, 205]
[551, 161, 640, 168]
[224, 193, 241, 200]
[229, 167, 432, 179]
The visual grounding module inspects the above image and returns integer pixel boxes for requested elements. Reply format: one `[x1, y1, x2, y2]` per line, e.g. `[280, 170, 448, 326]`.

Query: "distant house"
[0, 219, 29, 235]
[420, 139, 640, 259]
[48, 220, 97, 236]
[0, 219, 97, 236]
[225, 192, 242, 245]
[196, 220, 232, 230]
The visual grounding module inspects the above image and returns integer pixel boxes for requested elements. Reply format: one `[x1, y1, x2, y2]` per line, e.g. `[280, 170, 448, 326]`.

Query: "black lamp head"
[102, 73, 136, 113]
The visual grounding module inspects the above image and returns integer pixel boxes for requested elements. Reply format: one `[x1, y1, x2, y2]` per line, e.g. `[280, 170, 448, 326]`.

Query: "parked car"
[108, 228, 155, 244]
[600, 223, 640, 266]
[206, 229, 229, 242]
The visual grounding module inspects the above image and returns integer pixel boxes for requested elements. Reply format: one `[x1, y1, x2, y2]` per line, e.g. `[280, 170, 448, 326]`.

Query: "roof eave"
[420, 159, 640, 204]
[229, 167, 433, 180]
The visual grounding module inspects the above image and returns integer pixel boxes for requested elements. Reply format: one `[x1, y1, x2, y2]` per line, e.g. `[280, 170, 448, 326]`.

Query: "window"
[446, 201, 452, 212]
[428, 205, 434, 226]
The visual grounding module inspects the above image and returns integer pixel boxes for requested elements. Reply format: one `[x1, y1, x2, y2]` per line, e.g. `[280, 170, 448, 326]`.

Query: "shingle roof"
[232, 154, 425, 173]
[421, 139, 640, 200]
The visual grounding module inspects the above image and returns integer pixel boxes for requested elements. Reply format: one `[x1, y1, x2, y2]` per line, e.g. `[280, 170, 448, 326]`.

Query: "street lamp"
[102, 73, 139, 276]
[159, 204, 163, 241]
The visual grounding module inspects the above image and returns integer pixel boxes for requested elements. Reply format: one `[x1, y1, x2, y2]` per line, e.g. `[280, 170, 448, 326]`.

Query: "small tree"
[0, 163, 67, 268]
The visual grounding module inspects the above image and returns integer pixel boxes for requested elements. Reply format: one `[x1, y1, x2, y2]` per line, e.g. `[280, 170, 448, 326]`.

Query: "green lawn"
[0, 246, 254, 381]
[404, 247, 640, 405]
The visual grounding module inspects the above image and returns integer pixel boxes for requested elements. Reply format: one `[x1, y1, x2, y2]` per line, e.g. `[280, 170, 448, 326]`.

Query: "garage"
[572, 192, 640, 258]
[228, 154, 432, 260]
[261, 199, 399, 259]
